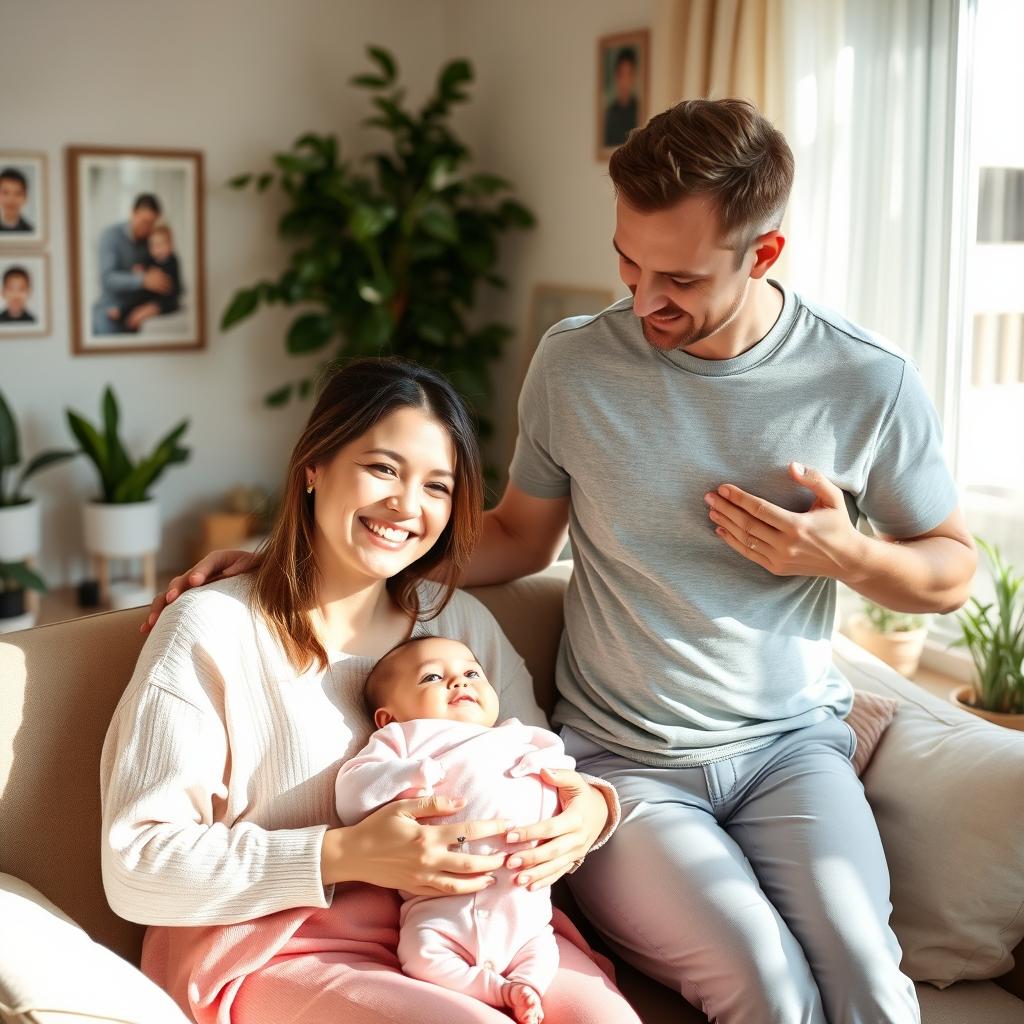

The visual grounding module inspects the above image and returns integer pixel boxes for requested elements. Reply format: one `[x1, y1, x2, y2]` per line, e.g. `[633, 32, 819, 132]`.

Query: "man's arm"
[99, 227, 144, 294]
[462, 483, 570, 587]
[843, 507, 976, 614]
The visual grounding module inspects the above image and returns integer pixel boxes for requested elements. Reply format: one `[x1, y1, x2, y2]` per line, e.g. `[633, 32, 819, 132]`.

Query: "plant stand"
[93, 552, 158, 608]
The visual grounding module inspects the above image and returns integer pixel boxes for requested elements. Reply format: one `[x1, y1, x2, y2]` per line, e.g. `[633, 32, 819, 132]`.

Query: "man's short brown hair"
[608, 98, 794, 254]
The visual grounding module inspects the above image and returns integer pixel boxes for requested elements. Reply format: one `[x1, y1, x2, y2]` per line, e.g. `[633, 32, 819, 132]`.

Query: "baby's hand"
[131, 264, 145, 274]
[503, 982, 543, 1024]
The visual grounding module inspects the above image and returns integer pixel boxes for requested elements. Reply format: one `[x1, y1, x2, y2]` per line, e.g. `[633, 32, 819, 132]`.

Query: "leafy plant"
[221, 45, 536, 445]
[0, 390, 77, 507]
[952, 539, 1024, 714]
[66, 387, 191, 504]
[861, 599, 925, 634]
[0, 560, 46, 594]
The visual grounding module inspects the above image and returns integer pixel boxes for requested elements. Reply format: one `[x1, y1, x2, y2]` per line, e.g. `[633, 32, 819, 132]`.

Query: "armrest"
[0, 872, 191, 1023]
[831, 635, 1024, 993]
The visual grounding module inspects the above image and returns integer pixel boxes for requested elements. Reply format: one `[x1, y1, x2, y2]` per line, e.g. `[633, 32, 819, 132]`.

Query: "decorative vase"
[846, 614, 928, 677]
[950, 685, 1024, 732]
[0, 499, 41, 562]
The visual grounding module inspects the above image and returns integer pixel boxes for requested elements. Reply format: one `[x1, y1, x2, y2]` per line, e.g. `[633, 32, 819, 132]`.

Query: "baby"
[107, 222, 181, 329]
[336, 635, 574, 1024]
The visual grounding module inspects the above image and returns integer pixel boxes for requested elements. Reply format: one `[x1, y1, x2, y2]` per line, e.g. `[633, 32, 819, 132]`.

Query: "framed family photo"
[66, 145, 206, 355]
[0, 253, 51, 339]
[0, 151, 48, 246]
[596, 30, 650, 161]
[524, 282, 614, 380]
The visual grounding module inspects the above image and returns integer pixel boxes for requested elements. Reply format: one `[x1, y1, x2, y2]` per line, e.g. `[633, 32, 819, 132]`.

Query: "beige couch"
[2, 563, 1023, 1023]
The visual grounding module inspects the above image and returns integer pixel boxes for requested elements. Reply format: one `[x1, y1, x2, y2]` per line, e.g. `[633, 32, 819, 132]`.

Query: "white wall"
[2, 0, 446, 585]
[444, 0, 656, 471]
[2, 0, 652, 585]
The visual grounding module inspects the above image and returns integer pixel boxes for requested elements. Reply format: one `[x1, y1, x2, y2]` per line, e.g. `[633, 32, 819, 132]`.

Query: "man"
[155, 100, 975, 1022]
[603, 47, 639, 147]
[92, 193, 174, 335]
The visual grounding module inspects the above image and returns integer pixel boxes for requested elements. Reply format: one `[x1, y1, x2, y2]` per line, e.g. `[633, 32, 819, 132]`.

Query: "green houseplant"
[847, 599, 928, 676]
[950, 539, 1024, 728]
[0, 390, 77, 622]
[220, 45, 535, 448]
[67, 387, 190, 604]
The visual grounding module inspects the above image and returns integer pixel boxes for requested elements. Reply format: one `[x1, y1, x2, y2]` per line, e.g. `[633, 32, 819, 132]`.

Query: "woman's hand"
[503, 769, 610, 891]
[141, 549, 257, 634]
[323, 795, 512, 896]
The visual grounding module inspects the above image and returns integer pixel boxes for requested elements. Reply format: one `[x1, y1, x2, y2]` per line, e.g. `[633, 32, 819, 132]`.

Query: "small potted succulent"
[66, 386, 190, 575]
[950, 539, 1024, 730]
[0, 389, 77, 568]
[847, 600, 928, 676]
[0, 559, 46, 634]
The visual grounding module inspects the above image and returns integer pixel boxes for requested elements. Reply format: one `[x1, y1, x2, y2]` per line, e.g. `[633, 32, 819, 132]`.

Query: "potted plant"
[0, 559, 46, 634]
[847, 600, 928, 676]
[950, 539, 1024, 730]
[220, 45, 535, 473]
[0, 389, 77, 567]
[66, 387, 190, 603]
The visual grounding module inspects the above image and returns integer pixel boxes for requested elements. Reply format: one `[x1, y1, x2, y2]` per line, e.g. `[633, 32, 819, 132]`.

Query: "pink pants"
[142, 883, 641, 1024]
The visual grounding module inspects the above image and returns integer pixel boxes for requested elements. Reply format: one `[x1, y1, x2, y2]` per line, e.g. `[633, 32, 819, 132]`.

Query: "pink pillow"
[846, 690, 900, 775]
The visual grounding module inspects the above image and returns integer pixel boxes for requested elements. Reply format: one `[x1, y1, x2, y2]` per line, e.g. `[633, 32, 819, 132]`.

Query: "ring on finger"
[747, 536, 757, 551]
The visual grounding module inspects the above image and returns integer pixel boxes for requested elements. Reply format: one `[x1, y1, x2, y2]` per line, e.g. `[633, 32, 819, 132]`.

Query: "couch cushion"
[0, 872, 190, 1024]
[834, 633, 1024, 986]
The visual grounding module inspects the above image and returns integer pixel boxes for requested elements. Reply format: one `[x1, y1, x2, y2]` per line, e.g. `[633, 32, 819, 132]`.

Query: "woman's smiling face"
[307, 406, 457, 585]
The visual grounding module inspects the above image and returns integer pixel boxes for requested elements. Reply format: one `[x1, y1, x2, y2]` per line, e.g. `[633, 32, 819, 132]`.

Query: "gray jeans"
[563, 716, 920, 1024]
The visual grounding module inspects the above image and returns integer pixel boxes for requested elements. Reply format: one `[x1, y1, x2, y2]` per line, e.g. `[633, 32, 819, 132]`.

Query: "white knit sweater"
[100, 575, 613, 928]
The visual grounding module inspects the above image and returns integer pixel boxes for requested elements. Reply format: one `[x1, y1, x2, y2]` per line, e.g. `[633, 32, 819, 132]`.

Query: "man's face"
[2, 275, 29, 316]
[131, 207, 158, 239]
[614, 195, 753, 355]
[615, 60, 636, 104]
[0, 179, 27, 222]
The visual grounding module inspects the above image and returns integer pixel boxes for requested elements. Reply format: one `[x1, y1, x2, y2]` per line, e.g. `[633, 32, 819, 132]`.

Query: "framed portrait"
[596, 30, 650, 161]
[524, 283, 615, 379]
[67, 145, 206, 355]
[0, 151, 48, 246]
[0, 253, 51, 339]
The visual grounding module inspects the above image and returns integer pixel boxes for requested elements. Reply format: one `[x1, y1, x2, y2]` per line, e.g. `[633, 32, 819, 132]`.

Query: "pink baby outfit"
[336, 717, 574, 1007]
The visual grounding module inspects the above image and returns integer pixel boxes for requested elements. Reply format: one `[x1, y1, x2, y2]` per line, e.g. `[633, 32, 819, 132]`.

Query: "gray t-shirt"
[509, 282, 958, 766]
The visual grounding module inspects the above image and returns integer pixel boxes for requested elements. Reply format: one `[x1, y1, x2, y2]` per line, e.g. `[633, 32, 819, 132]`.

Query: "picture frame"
[0, 151, 48, 247]
[0, 253, 51, 339]
[524, 282, 615, 379]
[66, 145, 206, 355]
[596, 30, 650, 161]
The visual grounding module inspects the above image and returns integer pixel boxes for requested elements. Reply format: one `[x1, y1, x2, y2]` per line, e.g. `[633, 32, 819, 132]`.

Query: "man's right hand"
[141, 549, 256, 634]
[142, 267, 172, 293]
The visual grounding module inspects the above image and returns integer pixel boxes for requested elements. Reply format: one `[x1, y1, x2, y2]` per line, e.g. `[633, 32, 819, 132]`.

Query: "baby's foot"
[503, 982, 543, 1024]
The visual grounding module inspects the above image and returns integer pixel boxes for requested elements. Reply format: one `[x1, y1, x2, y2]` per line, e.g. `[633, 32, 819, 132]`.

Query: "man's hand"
[142, 267, 172, 293]
[705, 462, 863, 582]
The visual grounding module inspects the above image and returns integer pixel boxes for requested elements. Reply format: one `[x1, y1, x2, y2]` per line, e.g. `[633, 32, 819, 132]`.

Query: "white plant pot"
[846, 614, 928, 677]
[83, 499, 161, 558]
[0, 609, 36, 634]
[0, 500, 41, 562]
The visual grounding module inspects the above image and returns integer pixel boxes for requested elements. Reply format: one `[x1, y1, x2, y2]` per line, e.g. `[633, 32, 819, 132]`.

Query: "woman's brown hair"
[249, 358, 483, 673]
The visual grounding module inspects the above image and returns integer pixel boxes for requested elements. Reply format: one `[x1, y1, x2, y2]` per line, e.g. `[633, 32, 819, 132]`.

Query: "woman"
[102, 359, 639, 1024]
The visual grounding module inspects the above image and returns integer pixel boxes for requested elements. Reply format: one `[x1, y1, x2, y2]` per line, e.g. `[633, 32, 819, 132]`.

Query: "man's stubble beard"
[640, 279, 749, 352]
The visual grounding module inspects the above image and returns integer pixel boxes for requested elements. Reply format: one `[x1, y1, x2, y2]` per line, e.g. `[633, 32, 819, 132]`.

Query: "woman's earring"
[306, 482, 314, 495]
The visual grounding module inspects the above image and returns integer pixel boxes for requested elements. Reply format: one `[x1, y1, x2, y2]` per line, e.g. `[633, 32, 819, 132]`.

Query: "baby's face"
[148, 232, 172, 262]
[373, 637, 500, 729]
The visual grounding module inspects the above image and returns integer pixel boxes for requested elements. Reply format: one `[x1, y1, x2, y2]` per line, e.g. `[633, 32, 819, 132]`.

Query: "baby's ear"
[373, 708, 394, 730]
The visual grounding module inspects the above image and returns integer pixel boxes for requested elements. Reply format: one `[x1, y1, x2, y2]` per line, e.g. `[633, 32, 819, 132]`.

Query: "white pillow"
[0, 872, 191, 1024]
[833, 634, 1024, 986]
